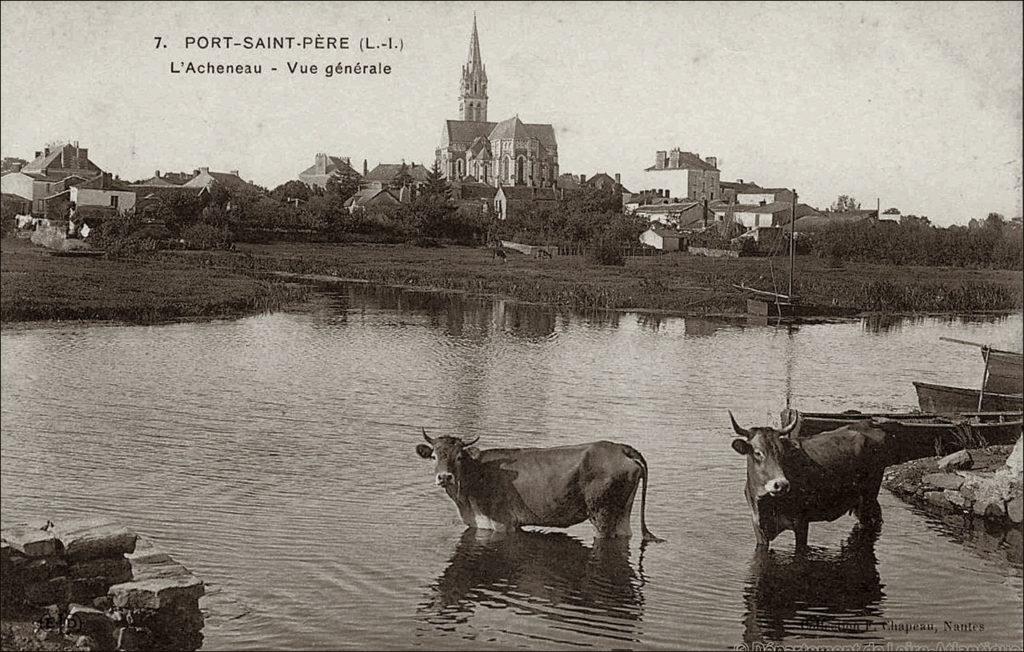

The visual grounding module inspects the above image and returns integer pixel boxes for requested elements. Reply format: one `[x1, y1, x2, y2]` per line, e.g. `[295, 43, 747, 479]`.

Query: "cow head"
[416, 428, 481, 493]
[728, 412, 798, 499]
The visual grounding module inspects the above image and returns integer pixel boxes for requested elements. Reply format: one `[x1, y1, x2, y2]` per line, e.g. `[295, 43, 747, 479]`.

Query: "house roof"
[344, 188, 400, 207]
[555, 174, 581, 190]
[636, 201, 701, 214]
[78, 173, 133, 192]
[645, 151, 718, 172]
[498, 185, 558, 201]
[647, 226, 685, 238]
[1, 191, 31, 203]
[299, 155, 360, 178]
[363, 163, 431, 183]
[452, 181, 497, 201]
[22, 144, 101, 175]
[489, 116, 531, 140]
[715, 201, 794, 214]
[133, 176, 180, 187]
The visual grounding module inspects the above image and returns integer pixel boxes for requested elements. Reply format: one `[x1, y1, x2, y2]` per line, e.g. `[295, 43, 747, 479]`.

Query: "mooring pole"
[789, 190, 797, 299]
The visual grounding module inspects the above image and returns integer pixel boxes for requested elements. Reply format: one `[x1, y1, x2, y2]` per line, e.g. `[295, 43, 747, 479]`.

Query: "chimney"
[79, 147, 88, 161]
[614, 173, 621, 185]
[11, 162, 23, 172]
[363, 159, 368, 176]
[200, 167, 209, 174]
[230, 170, 239, 177]
[155, 170, 161, 178]
[737, 178, 743, 184]
[669, 149, 681, 168]
[705, 156, 717, 169]
[579, 174, 587, 184]
[655, 151, 667, 169]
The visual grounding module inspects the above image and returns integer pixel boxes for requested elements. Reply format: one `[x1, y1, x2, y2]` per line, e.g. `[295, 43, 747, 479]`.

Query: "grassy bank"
[0, 239, 308, 324]
[161, 242, 1023, 316]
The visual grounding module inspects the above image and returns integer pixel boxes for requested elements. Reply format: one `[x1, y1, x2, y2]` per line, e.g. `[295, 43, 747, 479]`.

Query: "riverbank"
[883, 439, 1023, 527]
[1, 238, 1021, 323]
[177, 242, 1023, 315]
[0, 239, 308, 324]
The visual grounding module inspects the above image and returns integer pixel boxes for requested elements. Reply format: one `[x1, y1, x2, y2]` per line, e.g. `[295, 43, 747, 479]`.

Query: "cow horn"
[421, 427, 434, 445]
[461, 435, 480, 447]
[729, 411, 752, 439]
[779, 412, 799, 437]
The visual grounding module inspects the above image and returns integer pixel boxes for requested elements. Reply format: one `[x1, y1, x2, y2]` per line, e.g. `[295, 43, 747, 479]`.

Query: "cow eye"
[752, 450, 765, 462]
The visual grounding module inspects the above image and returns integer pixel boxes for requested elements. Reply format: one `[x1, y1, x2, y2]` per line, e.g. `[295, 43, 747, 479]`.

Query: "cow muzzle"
[764, 478, 790, 496]
[435, 472, 455, 488]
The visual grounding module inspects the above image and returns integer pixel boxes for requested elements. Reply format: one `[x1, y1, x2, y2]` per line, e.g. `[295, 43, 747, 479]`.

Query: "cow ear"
[415, 444, 434, 459]
[464, 446, 481, 460]
[731, 438, 753, 456]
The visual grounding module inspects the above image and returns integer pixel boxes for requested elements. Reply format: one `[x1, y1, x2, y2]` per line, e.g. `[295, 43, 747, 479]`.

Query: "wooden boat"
[781, 408, 1023, 464]
[914, 380, 1023, 414]
[983, 347, 1023, 395]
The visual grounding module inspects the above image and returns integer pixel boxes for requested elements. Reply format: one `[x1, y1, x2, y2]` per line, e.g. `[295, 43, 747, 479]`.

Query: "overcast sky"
[1, 1, 1020, 225]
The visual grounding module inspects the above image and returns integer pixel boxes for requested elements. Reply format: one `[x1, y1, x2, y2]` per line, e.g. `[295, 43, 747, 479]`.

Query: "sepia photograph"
[1, 1, 1022, 650]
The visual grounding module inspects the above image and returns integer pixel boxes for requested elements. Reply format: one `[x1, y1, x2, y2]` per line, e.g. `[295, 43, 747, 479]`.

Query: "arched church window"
[456, 159, 465, 177]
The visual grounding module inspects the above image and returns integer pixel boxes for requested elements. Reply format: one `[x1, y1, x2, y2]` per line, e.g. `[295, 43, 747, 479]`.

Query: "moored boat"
[781, 408, 1023, 464]
[913, 380, 1023, 414]
[984, 348, 1024, 395]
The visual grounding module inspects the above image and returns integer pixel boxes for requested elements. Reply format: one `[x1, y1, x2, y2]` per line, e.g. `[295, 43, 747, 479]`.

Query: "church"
[435, 17, 559, 188]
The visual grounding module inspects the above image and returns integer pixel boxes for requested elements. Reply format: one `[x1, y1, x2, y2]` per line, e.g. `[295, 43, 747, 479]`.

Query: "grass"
[0, 239, 308, 324]
[159, 241, 1023, 317]
[2, 238, 1020, 324]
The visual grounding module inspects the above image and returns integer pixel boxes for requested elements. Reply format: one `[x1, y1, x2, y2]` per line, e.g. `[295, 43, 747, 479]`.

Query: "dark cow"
[728, 412, 892, 551]
[415, 429, 661, 542]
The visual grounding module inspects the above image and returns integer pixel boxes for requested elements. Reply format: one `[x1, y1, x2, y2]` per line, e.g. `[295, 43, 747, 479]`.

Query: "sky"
[1, 1, 1021, 225]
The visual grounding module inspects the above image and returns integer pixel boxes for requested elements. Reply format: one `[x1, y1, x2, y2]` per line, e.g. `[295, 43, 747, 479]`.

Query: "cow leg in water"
[752, 515, 769, 549]
[793, 520, 809, 553]
[854, 473, 884, 530]
[587, 477, 636, 539]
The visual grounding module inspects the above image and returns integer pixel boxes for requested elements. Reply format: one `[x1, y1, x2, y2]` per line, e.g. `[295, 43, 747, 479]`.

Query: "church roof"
[489, 116, 531, 140]
[364, 163, 430, 183]
[443, 118, 557, 151]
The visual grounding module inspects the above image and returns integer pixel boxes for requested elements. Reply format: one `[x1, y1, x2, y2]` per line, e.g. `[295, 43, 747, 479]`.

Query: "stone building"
[298, 153, 361, 189]
[436, 17, 559, 188]
[642, 148, 720, 202]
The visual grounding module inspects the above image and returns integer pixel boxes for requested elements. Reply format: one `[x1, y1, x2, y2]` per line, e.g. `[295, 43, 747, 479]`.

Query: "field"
[0, 239, 307, 323]
[2, 239, 1021, 324]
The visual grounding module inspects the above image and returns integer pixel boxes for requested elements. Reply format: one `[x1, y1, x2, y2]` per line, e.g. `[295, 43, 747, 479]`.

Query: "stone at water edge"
[1005, 436, 1023, 477]
[1007, 497, 1023, 524]
[937, 449, 973, 472]
[973, 496, 1007, 518]
[53, 519, 136, 562]
[925, 491, 953, 510]
[65, 604, 117, 650]
[108, 575, 204, 611]
[943, 489, 970, 510]
[115, 626, 152, 652]
[24, 576, 70, 606]
[20, 556, 69, 583]
[69, 557, 133, 583]
[2, 526, 61, 558]
[921, 472, 966, 491]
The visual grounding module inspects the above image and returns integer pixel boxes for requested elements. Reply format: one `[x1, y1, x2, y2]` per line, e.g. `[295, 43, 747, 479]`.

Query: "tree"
[1, 156, 27, 173]
[831, 195, 861, 212]
[899, 214, 931, 227]
[325, 175, 360, 204]
[422, 160, 451, 200]
[392, 161, 413, 191]
[270, 180, 316, 203]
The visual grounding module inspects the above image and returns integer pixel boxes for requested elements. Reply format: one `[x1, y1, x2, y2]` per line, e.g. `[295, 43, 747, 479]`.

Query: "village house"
[714, 201, 794, 229]
[639, 225, 686, 251]
[133, 170, 195, 187]
[642, 148, 721, 202]
[634, 200, 711, 230]
[43, 172, 136, 218]
[361, 162, 430, 191]
[450, 179, 496, 216]
[0, 142, 103, 215]
[343, 187, 402, 213]
[493, 185, 558, 220]
[719, 180, 794, 206]
[298, 153, 361, 189]
[182, 167, 250, 191]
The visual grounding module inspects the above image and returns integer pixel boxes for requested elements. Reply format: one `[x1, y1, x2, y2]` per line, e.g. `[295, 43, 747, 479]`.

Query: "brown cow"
[728, 412, 892, 551]
[415, 429, 662, 542]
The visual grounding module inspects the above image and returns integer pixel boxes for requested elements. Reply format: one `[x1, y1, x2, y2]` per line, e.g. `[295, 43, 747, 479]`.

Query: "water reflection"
[419, 530, 645, 644]
[742, 527, 885, 644]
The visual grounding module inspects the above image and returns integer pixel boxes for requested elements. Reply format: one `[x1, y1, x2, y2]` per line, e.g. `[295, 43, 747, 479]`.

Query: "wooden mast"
[789, 189, 797, 300]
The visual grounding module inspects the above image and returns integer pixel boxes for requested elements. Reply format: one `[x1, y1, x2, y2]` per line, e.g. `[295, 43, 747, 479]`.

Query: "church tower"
[459, 15, 488, 122]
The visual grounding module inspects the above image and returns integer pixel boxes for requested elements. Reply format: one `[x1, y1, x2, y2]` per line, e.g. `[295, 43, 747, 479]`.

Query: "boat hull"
[782, 408, 1023, 464]
[913, 381, 1023, 414]
[985, 349, 1024, 395]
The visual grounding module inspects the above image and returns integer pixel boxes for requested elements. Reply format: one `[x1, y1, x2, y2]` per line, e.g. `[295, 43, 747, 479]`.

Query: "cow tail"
[624, 446, 664, 543]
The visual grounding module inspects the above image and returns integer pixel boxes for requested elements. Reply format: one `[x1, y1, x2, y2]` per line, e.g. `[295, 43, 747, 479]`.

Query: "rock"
[1008, 496, 1023, 524]
[108, 575, 204, 610]
[65, 604, 117, 650]
[1005, 436, 1023, 477]
[127, 553, 191, 582]
[922, 472, 965, 491]
[53, 519, 136, 562]
[21, 556, 69, 583]
[35, 627, 64, 642]
[70, 578, 115, 605]
[925, 491, 952, 510]
[943, 489, 970, 510]
[92, 595, 114, 612]
[973, 496, 1006, 518]
[938, 449, 973, 472]
[2, 525, 61, 558]
[75, 635, 98, 651]
[70, 557, 133, 584]
[24, 576, 70, 606]
[114, 626, 151, 652]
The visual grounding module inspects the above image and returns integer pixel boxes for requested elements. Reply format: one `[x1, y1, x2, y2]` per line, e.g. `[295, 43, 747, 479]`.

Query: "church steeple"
[459, 14, 488, 122]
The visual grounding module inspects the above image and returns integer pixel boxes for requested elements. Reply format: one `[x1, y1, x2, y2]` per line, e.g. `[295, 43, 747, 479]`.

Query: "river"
[2, 285, 1022, 650]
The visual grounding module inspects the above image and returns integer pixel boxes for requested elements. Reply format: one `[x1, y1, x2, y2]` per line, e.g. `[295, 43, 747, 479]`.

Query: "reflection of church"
[435, 17, 559, 188]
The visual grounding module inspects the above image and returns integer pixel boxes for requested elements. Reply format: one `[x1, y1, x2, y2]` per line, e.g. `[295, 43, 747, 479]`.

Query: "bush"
[589, 239, 625, 266]
[180, 223, 234, 250]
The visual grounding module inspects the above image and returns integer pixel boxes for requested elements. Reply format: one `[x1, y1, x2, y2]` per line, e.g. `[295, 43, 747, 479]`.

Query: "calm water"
[2, 286, 1022, 650]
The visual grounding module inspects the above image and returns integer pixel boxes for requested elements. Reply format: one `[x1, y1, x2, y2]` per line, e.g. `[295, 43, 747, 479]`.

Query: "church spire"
[459, 13, 488, 122]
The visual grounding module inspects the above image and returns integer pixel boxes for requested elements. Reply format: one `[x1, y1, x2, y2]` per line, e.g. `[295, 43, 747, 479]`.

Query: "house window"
[110, 195, 119, 209]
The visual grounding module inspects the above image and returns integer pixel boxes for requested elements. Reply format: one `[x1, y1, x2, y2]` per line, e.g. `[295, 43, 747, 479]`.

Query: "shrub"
[589, 239, 625, 266]
[180, 223, 234, 250]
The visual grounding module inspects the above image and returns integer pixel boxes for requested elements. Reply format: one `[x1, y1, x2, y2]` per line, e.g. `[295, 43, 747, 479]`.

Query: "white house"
[642, 148, 721, 202]
[640, 226, 684, 251]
